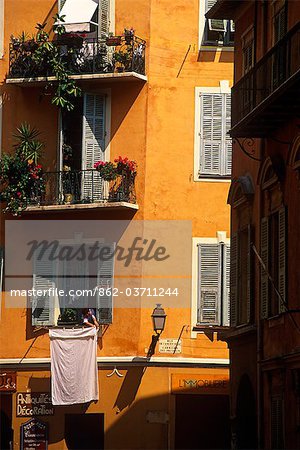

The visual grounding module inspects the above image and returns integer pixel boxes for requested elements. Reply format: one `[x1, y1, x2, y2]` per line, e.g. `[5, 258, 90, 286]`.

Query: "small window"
[197, 241, 230, 326]
[31, 241, 115, 326]
[203, 0, 234, 47]
[197, 92, 232, 178]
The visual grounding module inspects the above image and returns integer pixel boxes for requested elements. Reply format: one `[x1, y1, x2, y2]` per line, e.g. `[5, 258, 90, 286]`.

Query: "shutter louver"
[59, 0, 67, 12]
[97, 243, 115, 324]
[278, 207, 286, 314]
[206, 0, 217, 12]
[246, 225, 253, 324]
[223, 244, 231, 326]
[32, 249, 56, 326]
[99, 0, 110, 37]
[271, 396, 284, 449]
[260, 217, 269, 319]
[200, 94, 222, 176]
[224, 93, 232, 175]
[230, 233, 238, 327]
[197, 244, 221, 325]
[82, 93, 106, 202]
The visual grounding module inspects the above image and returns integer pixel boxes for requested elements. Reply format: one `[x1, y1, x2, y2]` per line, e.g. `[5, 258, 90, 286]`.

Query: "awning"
[59, 0, 98, 33]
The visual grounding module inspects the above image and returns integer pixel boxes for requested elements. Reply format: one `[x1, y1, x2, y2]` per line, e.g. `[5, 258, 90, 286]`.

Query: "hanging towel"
[49, 327, 99, 405]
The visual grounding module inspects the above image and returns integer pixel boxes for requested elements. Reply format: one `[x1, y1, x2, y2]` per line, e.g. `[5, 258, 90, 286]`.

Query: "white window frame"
[198, 0, 234, 51]
[191, 232, 230, 338]
[194, 81, 232, 182]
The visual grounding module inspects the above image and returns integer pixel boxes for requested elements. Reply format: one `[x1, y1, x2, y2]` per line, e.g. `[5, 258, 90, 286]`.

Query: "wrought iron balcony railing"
[28, 169, 136, 207]
[231, 21, 300, 136]
[8, 35, 146, 79]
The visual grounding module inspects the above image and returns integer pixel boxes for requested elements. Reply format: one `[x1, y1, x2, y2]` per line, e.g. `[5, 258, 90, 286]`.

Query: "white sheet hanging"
[49, 327, 99, 405]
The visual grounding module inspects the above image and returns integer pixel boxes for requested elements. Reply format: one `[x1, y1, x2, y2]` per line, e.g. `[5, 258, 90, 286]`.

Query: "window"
[230, 225, 253, 327]
[202, 0, 234, 47]
[60, 92, 110, 202]
[31, 242, 115, 326]
[194, 236, 230, 327]
[273, 1, 287, 44]
[272, 1, 287, 88]
[260, 207, 286, 319]
[195, 88, 232, 178]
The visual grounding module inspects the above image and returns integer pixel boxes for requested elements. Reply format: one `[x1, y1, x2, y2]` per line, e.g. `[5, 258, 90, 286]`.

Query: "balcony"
[231, 21, 300, 137]
[25, 169, 138, 212]
[7, 35, 147, 86]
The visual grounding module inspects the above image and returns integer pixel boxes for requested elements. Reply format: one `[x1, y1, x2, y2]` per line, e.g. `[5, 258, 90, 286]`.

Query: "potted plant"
[113, 49, 132, 72]
[94, 161, 118, 181]
[57, 308, 78, 325]
[106, 33, 122, 46]
[124, 27, 134, 45]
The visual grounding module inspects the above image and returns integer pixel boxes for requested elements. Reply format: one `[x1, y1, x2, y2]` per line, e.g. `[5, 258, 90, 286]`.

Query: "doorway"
[175, 394, 230, 449]
[0, 393, 13, 450]
[65, 413, 104, 450]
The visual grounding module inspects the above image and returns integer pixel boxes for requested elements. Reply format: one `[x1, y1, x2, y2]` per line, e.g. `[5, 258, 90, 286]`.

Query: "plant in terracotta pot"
[113, 49, 132, 72]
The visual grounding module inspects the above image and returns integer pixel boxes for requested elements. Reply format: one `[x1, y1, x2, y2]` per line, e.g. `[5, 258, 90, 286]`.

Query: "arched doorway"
[236, 374, 257, 449]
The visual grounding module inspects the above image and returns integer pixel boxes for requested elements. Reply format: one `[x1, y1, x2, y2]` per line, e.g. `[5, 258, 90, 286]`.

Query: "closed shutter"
[32, 249, 56, 326]
[230, 233, 238, 327]
[274, 7, 286, 43]
[99, 0, 110, 37]
[199, 93, 232, 177]
[222, 243, 230, 326]
[197, 244, 221, 325]
[246, 225, 253, 323]
[260, 217, 269, 319]
[200, 94, 222, 176]
[82, 93, 106, 202]
[271, 396, 284, 449]
[278, 207, 286, 313]
[96, 243, 115, 324]
[224, 93, 232, 176]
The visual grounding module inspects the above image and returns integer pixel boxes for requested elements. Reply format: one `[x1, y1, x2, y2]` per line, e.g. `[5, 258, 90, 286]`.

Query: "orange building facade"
[0, 1, 233, 449]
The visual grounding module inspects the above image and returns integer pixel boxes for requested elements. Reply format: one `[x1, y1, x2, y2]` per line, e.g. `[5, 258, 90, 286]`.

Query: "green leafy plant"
[0, 123, 45, 215]
[113, 49, 132, 71]
[10, 15, 82, 111]
[94, 161, 118, 181]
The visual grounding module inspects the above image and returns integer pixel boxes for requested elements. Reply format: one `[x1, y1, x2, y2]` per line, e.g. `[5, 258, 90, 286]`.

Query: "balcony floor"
[6, 71, 147, 86]
[25, 201, 139, 213]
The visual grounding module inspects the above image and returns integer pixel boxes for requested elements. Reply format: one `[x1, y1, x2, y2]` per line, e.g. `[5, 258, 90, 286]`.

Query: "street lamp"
[151, 304, 167, 335]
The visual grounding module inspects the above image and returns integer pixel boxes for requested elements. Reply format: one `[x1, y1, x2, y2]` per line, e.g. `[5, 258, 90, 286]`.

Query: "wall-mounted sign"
[17, 393, 54, 417]
[0, 372, 16, 392]
[20, 418, 48, 450]
[159, 339, 181, 354]
[171, 373, 229, 395]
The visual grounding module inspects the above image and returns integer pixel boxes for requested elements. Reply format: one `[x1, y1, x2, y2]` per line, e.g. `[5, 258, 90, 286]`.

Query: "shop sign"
[159, 339, 181, 354]
[171, 373, 229, 395]
[17, 392, 54, 417]
[20, 418, 48, 450]
[0, 371, 16, 392]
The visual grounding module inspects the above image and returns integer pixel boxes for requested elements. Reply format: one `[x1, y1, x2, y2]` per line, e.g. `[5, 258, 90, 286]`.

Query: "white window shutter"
[278, 207, 286, 314]
[82, 93, 106, 202]
[197, 244, 221, 325]
[224, 93, 232, 176]
[32, 249, 56, 326]
[260, 217, 269, 319]
[230, 233, 238, 327]
[246, 225, 253, 324]
[97, 243, 115, 324]
[222, 244, 230, 326]
[199, 93, 222, 176]
[99, 0, 110, 37]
